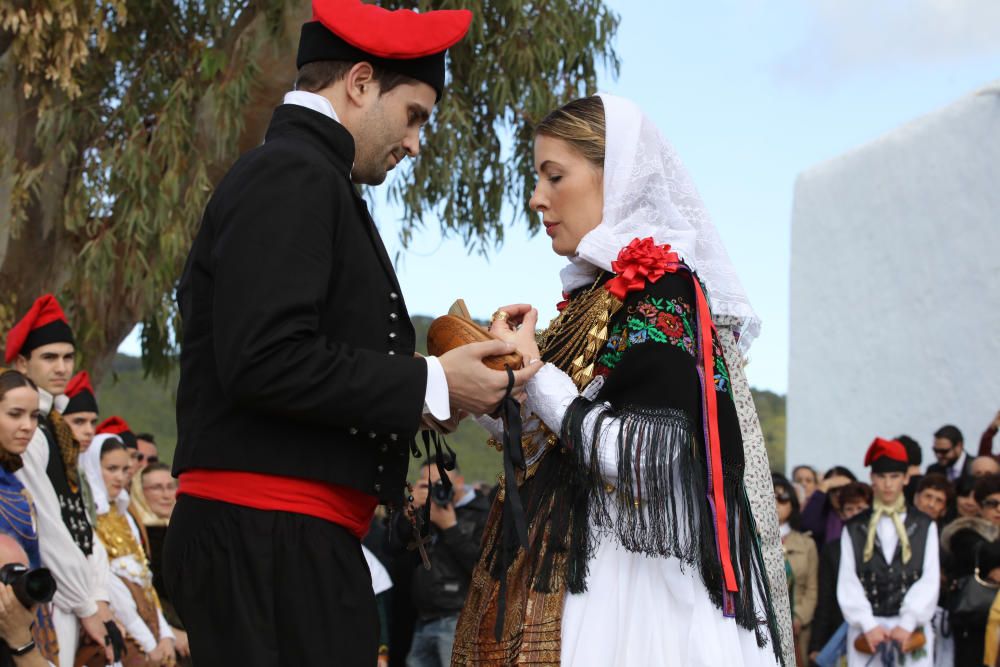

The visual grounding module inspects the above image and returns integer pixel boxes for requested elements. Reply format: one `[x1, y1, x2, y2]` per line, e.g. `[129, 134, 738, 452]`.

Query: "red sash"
[178, 470, 377, 539]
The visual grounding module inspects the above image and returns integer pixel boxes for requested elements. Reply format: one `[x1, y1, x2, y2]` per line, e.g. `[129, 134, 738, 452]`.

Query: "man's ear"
[13, 355, 28, 374]
[344, 61, 377, 107]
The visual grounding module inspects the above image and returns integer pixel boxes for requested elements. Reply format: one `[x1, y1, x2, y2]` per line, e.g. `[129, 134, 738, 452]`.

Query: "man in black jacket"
[926, 424, 973, 485]
[163, 2, 540, 665]
[392, 462, 489, 667]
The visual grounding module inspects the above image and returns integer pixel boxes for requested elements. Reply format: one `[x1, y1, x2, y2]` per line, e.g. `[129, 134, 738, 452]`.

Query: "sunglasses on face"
[774, 493, 792, 504]
[982, 498, 1000, 511]
[932, 447, 954, 456]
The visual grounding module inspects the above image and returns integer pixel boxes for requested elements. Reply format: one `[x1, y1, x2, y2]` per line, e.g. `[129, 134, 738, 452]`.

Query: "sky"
[119, 0, 1000, 393]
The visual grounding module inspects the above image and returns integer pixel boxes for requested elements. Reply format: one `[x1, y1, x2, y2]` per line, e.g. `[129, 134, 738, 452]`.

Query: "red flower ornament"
[605, 237, 681, 301]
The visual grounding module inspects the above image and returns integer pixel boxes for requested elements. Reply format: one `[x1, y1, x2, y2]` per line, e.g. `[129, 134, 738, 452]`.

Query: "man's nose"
[402, 128, 420, 158]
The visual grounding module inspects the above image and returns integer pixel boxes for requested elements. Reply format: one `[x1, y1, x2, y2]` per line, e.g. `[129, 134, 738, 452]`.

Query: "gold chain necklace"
[537, 274, 622, 389]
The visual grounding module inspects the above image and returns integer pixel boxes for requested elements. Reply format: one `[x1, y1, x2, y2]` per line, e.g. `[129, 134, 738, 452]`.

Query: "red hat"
[297, 0, 473, 100]
[5, 294, 75, 364]
[64, 372, 98, 416]
[97, 416, 137, 449]
[864, 437, 909, 474]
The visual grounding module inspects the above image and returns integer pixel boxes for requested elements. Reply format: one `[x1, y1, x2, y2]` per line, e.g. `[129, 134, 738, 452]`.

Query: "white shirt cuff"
[897, 614, 917, 633]
[422, 356, 450, 421]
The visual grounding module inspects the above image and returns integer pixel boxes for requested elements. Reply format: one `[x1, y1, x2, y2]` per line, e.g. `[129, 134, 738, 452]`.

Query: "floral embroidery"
[594, 293, 732, 394]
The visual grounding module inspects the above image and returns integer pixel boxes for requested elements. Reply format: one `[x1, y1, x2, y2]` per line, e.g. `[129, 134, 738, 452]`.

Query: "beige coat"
[784, 529, 819, 626]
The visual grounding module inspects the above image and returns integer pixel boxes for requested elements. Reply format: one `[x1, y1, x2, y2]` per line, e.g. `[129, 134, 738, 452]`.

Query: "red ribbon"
[604, 237, 739, 594]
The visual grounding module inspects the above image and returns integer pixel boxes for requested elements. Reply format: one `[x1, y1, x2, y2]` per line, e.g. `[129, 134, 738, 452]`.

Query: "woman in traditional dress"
[451, 94, 794, 666]
[79, 434, 175, 666]
[0, 370, 60, 662]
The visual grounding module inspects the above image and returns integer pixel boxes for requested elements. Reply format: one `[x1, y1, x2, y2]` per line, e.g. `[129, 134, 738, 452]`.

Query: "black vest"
[846, 507, 931, 617]
[38, 414, 92, 555]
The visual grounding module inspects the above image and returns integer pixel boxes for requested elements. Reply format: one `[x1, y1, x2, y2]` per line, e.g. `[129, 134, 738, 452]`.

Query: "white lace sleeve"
[474, 415, 504, 440]
[526, 363, 628, 482]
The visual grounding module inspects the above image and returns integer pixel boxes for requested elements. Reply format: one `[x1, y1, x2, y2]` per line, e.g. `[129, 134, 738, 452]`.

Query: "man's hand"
[421, 411, 466, 434]
[0, 584, 35, 648]
[79, 611, 114, 663]
[429, 501, 457, 530]
[864, 625, 888, 651]
[889, 626, 912, 646]
[148, 637, 176, 665]
[439, 340, 542, 415]
[173, 628, 190, 658]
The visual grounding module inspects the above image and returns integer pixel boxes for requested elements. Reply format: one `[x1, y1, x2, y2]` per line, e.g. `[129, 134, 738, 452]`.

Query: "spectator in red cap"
[5, 296, 116, 666]
[163, 2, 541, 664]
[61, 372, 98, 453]
[837, 438, 939, 666]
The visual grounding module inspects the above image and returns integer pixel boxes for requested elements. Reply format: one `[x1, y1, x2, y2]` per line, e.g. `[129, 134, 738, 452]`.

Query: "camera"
[430, 480, 454, 507]
[0, 563, 56, 608]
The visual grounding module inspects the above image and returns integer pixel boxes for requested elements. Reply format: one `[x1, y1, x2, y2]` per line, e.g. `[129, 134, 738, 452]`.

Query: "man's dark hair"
[419, 459, 461, 475]
[934, 424, 964, 447]
[957, 475, 978, 497]
[838, 482, 873, 507]
[916, 473, 954, 502]
[295, 60, 416, 96]
[973, 474, 1000, 505]
[136, 433, 156, 444]
[823, 465, 857, 482]
[896, 435, 921, 466]
[141, 462, 172, 479]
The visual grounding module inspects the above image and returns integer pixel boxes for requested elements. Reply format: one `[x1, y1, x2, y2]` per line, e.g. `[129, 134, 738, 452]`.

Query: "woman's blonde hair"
[534, 96, 606, 169]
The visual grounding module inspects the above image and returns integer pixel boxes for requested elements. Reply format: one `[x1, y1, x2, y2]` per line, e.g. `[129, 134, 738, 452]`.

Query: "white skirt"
[560, 532, 780, 667]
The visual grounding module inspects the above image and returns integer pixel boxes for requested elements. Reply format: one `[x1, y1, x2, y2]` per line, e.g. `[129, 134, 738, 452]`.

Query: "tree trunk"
[1, 1, 309, 387]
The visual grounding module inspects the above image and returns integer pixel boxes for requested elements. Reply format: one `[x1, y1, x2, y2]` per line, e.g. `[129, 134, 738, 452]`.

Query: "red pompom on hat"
[97, 416, 137, 450]
[64, 372, 98, 416]
[864, 437, 909, 474]
[296, 0, 473, 100]
[4, 294, 75, 364]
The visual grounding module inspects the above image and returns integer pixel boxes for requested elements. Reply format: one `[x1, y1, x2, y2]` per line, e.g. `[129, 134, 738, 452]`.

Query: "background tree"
[0, 0, 619, 385]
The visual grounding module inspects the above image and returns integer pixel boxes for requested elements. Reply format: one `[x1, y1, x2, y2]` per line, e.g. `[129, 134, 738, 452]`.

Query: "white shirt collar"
[779, 522, 791, 539]
[283, 90, 339, 122]
[951, 450, 967, 475]
[454, 487, 476, 509]
[37, 386, 68, 417]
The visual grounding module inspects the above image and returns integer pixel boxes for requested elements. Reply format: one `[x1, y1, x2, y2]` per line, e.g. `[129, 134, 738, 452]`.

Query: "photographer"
[393, 461, 489, 667]
[0, 535, 49, 667]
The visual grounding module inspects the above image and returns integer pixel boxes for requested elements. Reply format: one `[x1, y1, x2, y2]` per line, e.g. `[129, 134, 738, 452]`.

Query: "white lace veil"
[558, 93, 761, 352]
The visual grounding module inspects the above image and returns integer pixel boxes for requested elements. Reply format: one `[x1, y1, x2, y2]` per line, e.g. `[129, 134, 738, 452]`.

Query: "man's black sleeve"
[209, 150, 426, 433]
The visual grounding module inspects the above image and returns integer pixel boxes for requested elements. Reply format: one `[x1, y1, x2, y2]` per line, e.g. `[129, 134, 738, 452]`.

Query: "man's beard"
[351, 109, 393, 185]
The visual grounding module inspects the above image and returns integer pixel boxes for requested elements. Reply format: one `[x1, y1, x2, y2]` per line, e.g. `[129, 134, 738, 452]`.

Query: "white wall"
[787, 83, 1000, 476]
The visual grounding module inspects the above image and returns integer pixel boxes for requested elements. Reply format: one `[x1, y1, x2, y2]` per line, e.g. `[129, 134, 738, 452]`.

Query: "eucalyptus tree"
[0, 0, 618, 383]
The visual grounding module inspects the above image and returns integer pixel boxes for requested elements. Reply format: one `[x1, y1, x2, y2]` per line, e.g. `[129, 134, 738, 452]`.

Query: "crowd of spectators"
[776, 415, 1000, 667]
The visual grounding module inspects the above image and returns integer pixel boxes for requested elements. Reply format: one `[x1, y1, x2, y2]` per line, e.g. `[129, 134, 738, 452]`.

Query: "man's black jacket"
[392, 490, 491, 619]
[174, 105, 426, 504]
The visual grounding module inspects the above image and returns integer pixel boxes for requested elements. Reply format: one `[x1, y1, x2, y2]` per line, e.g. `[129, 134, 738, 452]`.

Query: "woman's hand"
[148, 637, 176, 665]
[489, 304, 542, 363]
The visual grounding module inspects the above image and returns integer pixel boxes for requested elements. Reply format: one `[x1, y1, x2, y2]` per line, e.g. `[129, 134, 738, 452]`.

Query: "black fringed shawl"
[484, 269, 784, 664]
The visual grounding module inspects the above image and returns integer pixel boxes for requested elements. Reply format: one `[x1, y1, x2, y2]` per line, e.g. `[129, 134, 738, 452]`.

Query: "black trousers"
[163, 496, 377, 666]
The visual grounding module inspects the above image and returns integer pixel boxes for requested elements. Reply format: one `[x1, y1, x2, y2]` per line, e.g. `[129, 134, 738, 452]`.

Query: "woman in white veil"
[452, 94, 793, 666]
